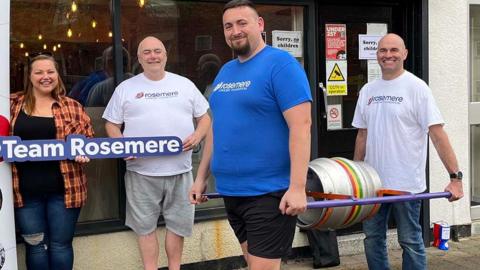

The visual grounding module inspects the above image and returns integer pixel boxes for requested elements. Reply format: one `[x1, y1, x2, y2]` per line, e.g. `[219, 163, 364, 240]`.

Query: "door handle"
[319, 82, 328, 119]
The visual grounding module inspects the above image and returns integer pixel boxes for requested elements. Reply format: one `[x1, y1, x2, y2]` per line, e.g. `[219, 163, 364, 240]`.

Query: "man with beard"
[189, 1, 312, 269]
[103, 36, 211, 270]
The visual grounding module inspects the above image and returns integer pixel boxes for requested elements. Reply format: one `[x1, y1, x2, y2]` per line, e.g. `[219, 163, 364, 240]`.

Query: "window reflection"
[471, 6, 480, 102]
[10, 0, 306, 223]
[121, 1, 305, 211]
[10, 0, 118, 222]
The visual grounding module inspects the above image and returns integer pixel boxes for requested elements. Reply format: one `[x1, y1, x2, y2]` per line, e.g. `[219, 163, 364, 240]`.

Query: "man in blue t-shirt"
[189, 0, 312, 269]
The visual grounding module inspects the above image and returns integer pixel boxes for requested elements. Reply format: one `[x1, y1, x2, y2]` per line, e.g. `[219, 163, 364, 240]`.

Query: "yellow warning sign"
[326, 61, 348, 96]
[328, 63, 345, 82]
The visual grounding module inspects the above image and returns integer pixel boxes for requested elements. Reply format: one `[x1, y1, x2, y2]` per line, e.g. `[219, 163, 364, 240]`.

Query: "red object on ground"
[433, 223, 441, 247]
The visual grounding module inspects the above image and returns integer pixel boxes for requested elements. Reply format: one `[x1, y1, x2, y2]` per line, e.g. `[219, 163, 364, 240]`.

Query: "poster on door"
[365, 23, 387, 81]
[272, 30, 303, 57]
[358, 35, 382, 60]
[327, 104, 343, 130]
[325, 24, 347, 60]
[326, 60, 348, 96]
[368, 60, 381, 82]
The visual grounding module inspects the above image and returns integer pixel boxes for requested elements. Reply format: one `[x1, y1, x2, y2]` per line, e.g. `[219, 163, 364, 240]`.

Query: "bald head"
[137, 36, 166, 56]
[137, 36, 168, 80]
[378, 33, 406, 50]
[376, 33, 408, 80]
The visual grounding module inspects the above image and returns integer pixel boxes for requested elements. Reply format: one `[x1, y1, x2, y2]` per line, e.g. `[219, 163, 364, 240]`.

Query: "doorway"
[314, 0, 429, 242]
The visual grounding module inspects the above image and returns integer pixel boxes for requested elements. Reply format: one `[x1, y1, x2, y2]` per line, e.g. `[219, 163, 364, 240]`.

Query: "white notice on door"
[327, 104, 343, 130]
[368, 60, 382, 82]
[272, 30, 303, 57]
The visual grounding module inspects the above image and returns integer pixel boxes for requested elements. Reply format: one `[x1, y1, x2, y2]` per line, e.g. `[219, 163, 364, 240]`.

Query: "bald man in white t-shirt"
[352, 33, 463, 270]
[103, 36, 211, 270]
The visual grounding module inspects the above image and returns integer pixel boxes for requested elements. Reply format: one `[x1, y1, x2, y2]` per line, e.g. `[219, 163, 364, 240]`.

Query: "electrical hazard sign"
[328, 63, 345, 81]
[326, 61, 347, 96]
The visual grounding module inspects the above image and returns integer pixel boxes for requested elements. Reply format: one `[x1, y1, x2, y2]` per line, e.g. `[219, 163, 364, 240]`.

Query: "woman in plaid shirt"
[10, 54, 94, 270]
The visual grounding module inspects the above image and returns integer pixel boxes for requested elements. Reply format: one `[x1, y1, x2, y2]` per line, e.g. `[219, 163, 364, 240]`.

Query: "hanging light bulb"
[57, 43, 61, 48]
[66, 12, 70, 19]
[67, 25, 73, 38]
[37, 33, 43, 40]
[108, 31, 112, 38]
[53, 45, 57, 52]
[71, 1, 77, 12]
[25, 52, 29, 57]
[43, 44, 47, 50]
[139, 0, 145, 8]
[96, 39, 99, 43]
[91, 17, 97, 28]
[20, 43, 24, 49]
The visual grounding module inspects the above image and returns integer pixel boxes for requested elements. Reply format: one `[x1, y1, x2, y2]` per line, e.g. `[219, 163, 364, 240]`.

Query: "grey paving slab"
[280, 236, 480, 270]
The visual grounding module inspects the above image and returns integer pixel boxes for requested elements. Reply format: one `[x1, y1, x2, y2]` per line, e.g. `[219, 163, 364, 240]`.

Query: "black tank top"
[13, 110, 64, 195]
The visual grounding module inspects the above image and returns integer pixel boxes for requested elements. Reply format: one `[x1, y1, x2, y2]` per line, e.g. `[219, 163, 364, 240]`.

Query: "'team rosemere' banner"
[0, 135, 182, 162]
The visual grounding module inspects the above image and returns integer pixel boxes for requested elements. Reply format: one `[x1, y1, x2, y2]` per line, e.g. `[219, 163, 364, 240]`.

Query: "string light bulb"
[53, 45, 57, 52]
[71, 1, 77, 12]
[57, 43, 61, 48]
[139, 0, 145, 8]
[25, 52, 29, 57]
[91, 17, 97, 28]
[37, 33, 43, 40]
[20, 43, 24, 49]
[108, 31, 112, 38]
[43, 44, 47, 50]
[67, 25, 73, 38]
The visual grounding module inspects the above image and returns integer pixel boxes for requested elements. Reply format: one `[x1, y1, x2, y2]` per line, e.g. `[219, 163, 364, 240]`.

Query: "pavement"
[279, 235, 480, 269]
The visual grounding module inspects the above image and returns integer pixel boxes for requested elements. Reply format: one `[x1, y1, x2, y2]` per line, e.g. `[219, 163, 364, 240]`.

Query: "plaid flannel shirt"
[10, 93, 94, 208]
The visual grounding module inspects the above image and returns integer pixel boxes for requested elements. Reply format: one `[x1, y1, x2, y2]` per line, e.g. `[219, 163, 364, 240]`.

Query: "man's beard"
[231, 40, 251, 56]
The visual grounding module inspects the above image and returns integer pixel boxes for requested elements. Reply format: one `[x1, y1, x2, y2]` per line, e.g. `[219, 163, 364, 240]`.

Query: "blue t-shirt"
[210, 46, 312, 196]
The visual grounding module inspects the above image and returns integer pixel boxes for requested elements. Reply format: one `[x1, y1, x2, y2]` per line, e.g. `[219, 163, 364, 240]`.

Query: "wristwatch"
[449, 171, 463, 181]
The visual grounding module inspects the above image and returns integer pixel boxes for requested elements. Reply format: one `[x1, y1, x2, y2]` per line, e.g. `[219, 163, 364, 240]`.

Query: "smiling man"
[103, 36, 211, 270]
[352, 33, 464, 270]
[189, 1, 312, 270]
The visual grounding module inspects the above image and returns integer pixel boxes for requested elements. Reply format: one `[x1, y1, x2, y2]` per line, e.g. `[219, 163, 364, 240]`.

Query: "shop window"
[10, 0, 118, 223]
[470, 5, 480, 216]
[471, 6, 480, 103]
[120, 0, 305, 215]
[9, 0, 307, 232]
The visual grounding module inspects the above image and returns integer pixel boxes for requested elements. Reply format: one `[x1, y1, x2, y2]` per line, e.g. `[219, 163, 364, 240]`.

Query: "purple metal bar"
[306, 191, 451, 209]
[203, 193, 223, 199]
[203, 192, 452, 209]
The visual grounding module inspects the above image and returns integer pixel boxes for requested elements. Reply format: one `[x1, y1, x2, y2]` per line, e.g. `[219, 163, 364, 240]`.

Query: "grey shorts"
[125, 170, 194, 237]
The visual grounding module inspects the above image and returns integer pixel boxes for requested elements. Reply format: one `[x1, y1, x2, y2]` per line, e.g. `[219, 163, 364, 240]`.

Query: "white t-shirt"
[352, 71, 444, 193]
[103, 72, 209, 176]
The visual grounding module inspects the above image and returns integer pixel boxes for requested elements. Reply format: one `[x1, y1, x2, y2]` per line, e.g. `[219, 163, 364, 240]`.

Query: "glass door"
[317, 4, 393, 158]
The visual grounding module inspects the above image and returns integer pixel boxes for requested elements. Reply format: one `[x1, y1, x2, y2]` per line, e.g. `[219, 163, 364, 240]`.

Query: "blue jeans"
[15, 194, 81, 270]
[363, 200, 427, 270]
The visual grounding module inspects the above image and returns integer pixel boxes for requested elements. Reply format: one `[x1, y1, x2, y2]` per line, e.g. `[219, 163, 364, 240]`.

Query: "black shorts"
[223, 190, 297, 259]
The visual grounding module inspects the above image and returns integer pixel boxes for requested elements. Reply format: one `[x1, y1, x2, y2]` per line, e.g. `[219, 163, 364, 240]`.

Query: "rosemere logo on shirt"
[367, 95, 404, 105]
[136, 91, 179, 99]
[213, 81, 251, 92]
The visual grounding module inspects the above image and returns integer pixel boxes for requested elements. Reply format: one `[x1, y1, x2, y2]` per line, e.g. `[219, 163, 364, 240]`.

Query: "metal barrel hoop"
[297, 157, 383, 230]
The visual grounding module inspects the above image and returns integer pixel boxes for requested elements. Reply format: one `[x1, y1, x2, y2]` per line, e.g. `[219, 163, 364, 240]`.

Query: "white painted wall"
[15, 220, 308, 270]
[429, 0, 472, 226]
[0, 1, 18, 270]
